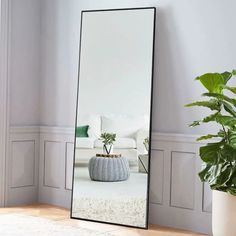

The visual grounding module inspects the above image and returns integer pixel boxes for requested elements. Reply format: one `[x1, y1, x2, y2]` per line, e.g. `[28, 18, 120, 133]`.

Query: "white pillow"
[101, 115, 148, 138]
[77, 114, 101, 138]
[76, 137, 95, 149]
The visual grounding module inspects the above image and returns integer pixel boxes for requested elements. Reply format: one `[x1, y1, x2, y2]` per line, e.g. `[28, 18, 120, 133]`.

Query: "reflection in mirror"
[71, 8, 155, 228]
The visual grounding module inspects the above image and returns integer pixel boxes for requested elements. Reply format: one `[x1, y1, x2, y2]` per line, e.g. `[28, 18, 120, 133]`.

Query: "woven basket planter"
[88, 156, 130, 182]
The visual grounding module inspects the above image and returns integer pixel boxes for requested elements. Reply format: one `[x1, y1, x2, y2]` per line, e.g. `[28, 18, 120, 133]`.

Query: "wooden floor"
[0, 204, 207, 236]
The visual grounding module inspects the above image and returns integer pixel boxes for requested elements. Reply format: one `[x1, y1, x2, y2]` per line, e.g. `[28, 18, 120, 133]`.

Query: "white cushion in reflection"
[101, 115, 148, 138]
[94, 138, 136, 149]
[76, 137, 95, 149]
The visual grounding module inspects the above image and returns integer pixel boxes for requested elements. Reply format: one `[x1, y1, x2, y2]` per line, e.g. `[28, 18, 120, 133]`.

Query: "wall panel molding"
[149, 149, 164, 205]
[11, 140, 35, 188]
[6, 126, 39, 206]
[8, 126, 212, 234]
[10, 126, 40, 134]
[38, 127, 73, 208]
[150, 139, 211, 234]
[203, 183, 212, 213]
[65, 142, 74, 190]
[170, 151, 196, 210]
[43, 141, 62, 188]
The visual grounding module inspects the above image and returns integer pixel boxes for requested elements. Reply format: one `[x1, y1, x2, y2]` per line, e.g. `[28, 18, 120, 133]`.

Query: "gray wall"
[39, 0, 236, 134]
[9, 0, 40, 125]
[10, 0, 236, 132]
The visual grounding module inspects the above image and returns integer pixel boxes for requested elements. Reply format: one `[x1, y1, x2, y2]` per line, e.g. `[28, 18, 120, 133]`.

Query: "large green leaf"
[215, 163, 232, 186]
[221, 71, 232, 84]
[202, 112, 220, 123]
[232, 177, 236, 185]
[201, 163, 232, 188]
[224, 86, 236, 94]
[228, 188, 236, 196]
[208, 165, 222, 186]
[196, 73, 225, 93]
[222, 101, 236, 117]
[199, 164, 212, 182]
[190, 113, 236, 128]
[203, 93, 236, 107]
[200, 164, 223, 186]
[197, 134, 221, 141]
[185, 99, 220, 111]
[199, 142, 222, 164]
[215, 115, 236, 127]
[228, 166, 236, 192]
[189, 112, 220, 127]
[220, 144, 236, 162]
[232, 69, 236, 76]
[199, 149, 236, 192]
[228, 131, 236, 149]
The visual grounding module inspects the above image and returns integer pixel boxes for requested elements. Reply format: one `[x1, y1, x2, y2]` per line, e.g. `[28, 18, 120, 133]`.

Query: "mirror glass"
[71, 8, 155, 228]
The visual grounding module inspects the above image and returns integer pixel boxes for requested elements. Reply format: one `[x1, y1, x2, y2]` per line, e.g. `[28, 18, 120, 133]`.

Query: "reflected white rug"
[0, 214, 114, 236]
[72, 196, 146, 227]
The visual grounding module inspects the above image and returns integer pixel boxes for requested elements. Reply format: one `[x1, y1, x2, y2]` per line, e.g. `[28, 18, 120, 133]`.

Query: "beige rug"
[72, 196, 147, 228]
[0, 213, 115, 236]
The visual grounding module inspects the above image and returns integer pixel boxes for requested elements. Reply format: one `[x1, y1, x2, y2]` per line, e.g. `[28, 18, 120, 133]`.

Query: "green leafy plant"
[186, 69, 236, 196]
[100, 132, 116, 145]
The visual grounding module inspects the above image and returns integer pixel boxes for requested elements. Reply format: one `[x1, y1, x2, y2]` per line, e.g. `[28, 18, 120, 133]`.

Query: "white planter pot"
[212, 190, 236, 236]
[144, 143, 149, 152]
[103, 145, 113, 155]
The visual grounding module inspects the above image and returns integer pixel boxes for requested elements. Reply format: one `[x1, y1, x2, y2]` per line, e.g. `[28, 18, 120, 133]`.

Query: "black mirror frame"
[70, 6, 156, 229]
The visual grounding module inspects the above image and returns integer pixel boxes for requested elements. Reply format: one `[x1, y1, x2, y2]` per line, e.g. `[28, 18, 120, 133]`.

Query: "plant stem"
[222, 125, 230, 144]
[222, 125, 229, 144]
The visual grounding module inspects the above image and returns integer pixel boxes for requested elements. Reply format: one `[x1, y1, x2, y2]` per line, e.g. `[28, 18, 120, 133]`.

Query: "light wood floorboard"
[0, 204, 207, 236]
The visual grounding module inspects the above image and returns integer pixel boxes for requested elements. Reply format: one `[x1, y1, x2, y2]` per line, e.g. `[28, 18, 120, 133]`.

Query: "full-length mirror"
[71, 7, 155, 228]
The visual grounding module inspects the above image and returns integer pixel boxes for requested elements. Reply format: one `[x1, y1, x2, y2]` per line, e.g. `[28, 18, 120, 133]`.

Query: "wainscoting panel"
[38, 127, 74, 208]
[11, 140, 35, 188]
[38, 127, 212, 234]
[203, 183, 212, 213]
[65, 142, 74, 190]
[170, 151, 195, 210]
[6, 127, 39, 206]
[149, 149, 164, 205]
[150, 135, 212, 235]
[44, 141, 63, 188]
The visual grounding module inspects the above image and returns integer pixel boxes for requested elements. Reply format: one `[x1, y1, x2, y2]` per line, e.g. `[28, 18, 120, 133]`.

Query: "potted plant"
[186, 70, 236, 236]
[100, 132, 116, 155]
[143, 137, 149, 152]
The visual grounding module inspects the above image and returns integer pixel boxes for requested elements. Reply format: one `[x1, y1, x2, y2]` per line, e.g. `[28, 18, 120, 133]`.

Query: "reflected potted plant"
[186, 70, 236, 236]
[143, 137, 149, 152]
[100, 132, 116, 155]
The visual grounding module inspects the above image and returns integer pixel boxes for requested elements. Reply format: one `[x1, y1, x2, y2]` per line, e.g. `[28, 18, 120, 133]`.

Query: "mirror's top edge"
[81, 7, 156, 14]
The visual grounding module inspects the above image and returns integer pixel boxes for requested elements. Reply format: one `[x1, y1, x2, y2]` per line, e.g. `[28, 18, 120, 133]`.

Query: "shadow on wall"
[153, 6, 188, 134]
[40, 1, 79, 126]
[152, 5, 219, 135]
